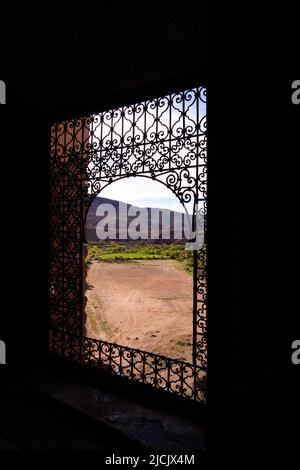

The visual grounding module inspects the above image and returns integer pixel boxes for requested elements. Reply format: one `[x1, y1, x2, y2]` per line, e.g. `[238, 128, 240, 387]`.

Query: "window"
[49, 87, 207, 403]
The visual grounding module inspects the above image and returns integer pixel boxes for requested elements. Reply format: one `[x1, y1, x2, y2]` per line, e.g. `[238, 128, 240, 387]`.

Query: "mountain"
[85, 196, 193, 244]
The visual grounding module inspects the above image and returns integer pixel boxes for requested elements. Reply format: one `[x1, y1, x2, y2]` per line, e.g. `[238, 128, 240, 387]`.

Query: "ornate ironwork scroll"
[50, 87, 207, 402]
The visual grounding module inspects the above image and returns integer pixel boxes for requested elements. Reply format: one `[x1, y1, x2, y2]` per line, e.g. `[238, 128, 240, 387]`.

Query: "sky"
[100, 177, 192, 214]
[90, 88, 206, 215]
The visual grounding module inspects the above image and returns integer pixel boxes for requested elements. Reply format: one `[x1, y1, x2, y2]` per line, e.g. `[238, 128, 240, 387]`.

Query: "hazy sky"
[100, 177, 193, 214]
[90, 89, 206, 215]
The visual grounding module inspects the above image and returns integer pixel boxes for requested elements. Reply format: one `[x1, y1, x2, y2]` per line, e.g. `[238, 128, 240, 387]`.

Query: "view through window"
[50, 86, 207, 402]
[84, 177, 196, 363]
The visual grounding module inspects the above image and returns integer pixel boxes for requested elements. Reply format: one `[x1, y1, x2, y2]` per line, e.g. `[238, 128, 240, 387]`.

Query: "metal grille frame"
[49, 86, 207, 403]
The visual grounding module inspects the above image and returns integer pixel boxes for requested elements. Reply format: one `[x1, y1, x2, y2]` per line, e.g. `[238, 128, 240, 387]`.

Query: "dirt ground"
[85, 260, 193, 363]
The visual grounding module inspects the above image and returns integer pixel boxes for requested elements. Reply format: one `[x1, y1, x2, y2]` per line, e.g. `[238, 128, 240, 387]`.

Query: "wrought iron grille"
[49, 87, 207, 403]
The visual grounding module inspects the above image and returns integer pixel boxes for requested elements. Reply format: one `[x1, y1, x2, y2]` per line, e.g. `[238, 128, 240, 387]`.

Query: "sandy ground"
[85, 260, 193, 363]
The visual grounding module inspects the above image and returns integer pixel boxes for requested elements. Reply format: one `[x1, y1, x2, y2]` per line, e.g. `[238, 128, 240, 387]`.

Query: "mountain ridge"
[85, 196, 191, 243]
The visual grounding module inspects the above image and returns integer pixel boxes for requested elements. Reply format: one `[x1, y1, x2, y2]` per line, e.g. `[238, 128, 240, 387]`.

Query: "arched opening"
[84, 177, 196, 363]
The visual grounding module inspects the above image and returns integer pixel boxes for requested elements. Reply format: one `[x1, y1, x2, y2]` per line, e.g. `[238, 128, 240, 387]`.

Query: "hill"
[85, 196, 193, 244]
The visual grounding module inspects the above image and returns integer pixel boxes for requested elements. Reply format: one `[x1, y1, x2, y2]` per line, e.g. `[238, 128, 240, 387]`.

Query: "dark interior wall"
[1, 0, 299, 450]
[208, 2, 300, 449]
[1, 1, 207, 368]
[2, 1, 206, 111]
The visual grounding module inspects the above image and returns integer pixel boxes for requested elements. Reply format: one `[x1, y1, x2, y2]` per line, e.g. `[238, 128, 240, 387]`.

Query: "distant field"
[85, 241, 205, 274]
[85, 258, 194, 362]
[98, 252, 164, 260]
[85, 242, 206, 362]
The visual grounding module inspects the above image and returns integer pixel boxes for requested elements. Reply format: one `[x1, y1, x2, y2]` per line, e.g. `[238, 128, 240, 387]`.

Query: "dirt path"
[85, 260, 193, 362]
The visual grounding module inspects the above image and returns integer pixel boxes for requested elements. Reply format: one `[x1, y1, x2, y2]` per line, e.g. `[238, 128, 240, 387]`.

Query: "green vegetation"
[176, 339, 192, 347]
[86, 297, 112, 335]
[85, 241, 206, 274]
